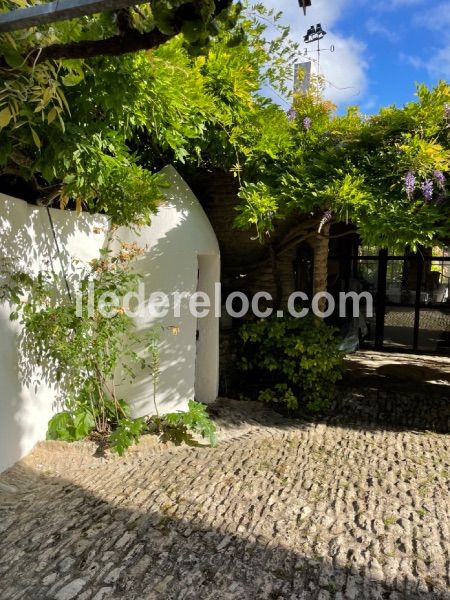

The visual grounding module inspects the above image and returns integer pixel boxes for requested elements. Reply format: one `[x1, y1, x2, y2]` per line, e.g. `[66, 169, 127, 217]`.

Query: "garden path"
[0, 353, 449, 600]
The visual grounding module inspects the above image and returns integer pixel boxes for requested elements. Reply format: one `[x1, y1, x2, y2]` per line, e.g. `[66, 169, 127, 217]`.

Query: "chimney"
[294, 62, 314, 93]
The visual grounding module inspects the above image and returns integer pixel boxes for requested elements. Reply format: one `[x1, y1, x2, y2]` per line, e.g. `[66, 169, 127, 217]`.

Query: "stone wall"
[186, 169, 330, 304]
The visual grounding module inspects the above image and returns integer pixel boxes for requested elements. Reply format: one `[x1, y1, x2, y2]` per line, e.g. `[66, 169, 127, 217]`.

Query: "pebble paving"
[0, 399, 449, 600]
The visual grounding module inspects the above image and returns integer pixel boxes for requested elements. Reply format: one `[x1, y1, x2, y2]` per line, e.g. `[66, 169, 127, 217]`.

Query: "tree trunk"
[313, 224, 330, 313]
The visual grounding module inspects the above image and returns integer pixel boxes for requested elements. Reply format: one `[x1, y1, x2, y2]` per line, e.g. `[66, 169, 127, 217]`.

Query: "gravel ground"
[0, 395, 449, 600]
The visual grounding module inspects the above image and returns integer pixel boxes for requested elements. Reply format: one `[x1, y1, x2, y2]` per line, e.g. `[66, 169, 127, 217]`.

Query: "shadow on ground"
[0, 460, 448, 600]
[218, 351, 450, 435]
[331, 353, 450, 434]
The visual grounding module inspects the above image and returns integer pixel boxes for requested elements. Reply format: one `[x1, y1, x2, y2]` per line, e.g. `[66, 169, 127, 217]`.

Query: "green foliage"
[52, 130, 168, 226]
[236, 78, 450, 251]
[13, 241, 143, 395]
[0, 4, 291, 223]
[235, 181, 278, 237]
[110, 417, 147, 456]
[145, 331, 217, 447]
[151, 0, 238, 54]
[190, 6, 299, 172]
[0, 2, 304, 230]
[0, 1, 244, 225]
[1, 0, 448, 250]
[164, 399, 217, 446]
[47, 387, 133, 444]
[259, 384, 298, 411]
[47, 411, 91, 442]
[239, 314, 344, 412]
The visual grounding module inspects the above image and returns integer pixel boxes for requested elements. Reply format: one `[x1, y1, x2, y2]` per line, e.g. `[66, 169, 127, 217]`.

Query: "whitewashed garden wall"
[0, 165, 220, 473]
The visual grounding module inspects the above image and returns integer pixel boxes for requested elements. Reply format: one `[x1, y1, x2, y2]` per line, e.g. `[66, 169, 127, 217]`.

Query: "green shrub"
[239, 314, 344, 412]
[109, 417, 148, 456]
[164, 399, 217, 447]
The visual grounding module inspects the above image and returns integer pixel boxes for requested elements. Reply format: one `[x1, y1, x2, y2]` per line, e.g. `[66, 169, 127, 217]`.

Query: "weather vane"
[302, 23, 334, 72]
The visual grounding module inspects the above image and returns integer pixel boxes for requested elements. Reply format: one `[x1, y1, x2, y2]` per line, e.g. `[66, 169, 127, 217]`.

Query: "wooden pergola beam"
[0, 0, 149, 33]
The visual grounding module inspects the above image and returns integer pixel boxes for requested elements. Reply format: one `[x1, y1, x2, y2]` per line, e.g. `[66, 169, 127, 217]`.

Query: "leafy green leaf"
[47, 412, 76, 441]
[2, 47, 23, 68]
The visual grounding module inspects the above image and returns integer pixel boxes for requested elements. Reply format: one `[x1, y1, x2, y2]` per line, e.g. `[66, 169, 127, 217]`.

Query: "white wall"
[0, 195, 109, 473]
[0, 165, 220, 473]
[195, 254, 220, 404]
[114, 165, 220, 416]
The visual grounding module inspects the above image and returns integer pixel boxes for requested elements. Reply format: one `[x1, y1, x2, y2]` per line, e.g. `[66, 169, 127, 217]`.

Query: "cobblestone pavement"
[335, 352, 450, 433]
[0, 399, 449, 600]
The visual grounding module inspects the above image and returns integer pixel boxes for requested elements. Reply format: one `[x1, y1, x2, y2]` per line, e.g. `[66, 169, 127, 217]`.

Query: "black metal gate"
[328, 248, 450, 354]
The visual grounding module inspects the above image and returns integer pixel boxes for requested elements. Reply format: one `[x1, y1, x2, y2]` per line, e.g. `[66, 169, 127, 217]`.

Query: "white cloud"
[400, 45, 450, 80]
[256, 0, 369, 106]
[428, 44, 450, 79]
[316, 34, 368, 103]
[365, 17, 400, 42]
[399, 1, 450, 81]
[413, 1, 450, 30]
[400, 53, 426, 70]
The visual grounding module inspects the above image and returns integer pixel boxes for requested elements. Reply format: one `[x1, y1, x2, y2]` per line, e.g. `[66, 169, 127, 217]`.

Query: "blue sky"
[260, 0, 450, 113]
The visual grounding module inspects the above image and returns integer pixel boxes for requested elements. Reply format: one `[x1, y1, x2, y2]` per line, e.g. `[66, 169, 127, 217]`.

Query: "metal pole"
[413, 253, 423, 351]
[375, 249, 387, 349]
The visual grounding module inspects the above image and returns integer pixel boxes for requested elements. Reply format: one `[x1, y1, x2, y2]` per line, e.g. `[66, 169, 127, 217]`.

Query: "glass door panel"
[327, 248, 450, 354]
[418, 309, 450, 353]
[385, 257, 419, 306]
[423, 257, 450, 307]
[383, 307, 415, 350]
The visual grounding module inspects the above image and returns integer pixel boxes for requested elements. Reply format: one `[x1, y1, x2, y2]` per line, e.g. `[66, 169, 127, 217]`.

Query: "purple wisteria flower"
[433, 170, 446, 189]
[404, 171, 416, 199]
[421, 179, 434, 203]
[303, 117, 312, 130]
[287, 108, 297, 121]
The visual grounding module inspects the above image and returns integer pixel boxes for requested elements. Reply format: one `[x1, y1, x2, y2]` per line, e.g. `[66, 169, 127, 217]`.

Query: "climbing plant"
[235, 79, 450, 251]
[1, 239, 145, 445]
[1, 1, 448, 245]
[0, 2, 300, 227]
